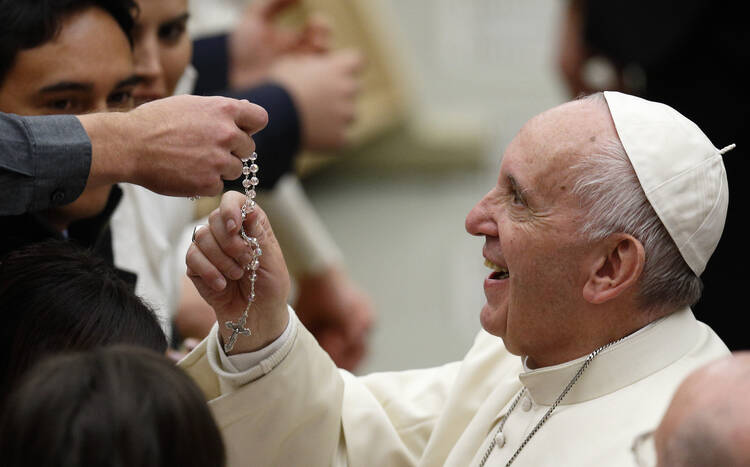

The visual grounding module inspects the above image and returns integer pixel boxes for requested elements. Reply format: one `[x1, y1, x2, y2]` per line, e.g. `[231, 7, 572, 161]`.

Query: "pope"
[182, 91, 732, 466]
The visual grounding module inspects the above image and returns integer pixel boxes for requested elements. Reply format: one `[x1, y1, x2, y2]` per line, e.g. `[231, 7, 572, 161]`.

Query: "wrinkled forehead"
[500, 100, 617, 191]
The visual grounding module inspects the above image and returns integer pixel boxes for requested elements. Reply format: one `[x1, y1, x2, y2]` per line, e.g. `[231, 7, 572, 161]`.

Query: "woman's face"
[132, 0, 191, 105]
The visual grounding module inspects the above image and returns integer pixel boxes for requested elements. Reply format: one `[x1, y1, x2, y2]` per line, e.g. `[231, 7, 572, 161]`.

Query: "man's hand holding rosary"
[186, 186, 291, 355]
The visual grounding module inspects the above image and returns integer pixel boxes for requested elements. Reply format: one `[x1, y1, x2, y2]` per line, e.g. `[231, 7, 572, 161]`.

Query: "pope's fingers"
[217, 191, 243, 233]
[216, 192, 257, 262]
[195, 218, 246, 281]
[207, 206, 254, 267]
[186, 242, 228, 292]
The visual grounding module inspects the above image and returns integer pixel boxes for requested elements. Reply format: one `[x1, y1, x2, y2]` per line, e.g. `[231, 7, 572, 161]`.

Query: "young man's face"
[0, 7, 137, 228]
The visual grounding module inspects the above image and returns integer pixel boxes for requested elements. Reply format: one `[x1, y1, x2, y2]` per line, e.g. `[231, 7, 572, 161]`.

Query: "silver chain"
[479, 337, 625, 467]
[223, 152, 261, 353]
[478, 389, 525, 467]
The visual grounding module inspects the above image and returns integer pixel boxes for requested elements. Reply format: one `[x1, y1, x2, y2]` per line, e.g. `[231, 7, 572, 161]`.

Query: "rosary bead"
[224, 151, 260, 353]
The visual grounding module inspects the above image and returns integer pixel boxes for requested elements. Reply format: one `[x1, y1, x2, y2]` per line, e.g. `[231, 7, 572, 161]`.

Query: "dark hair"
[0, 345, 226, 467]
[0, 240, 167, 405]
[0, 0, 138, 86]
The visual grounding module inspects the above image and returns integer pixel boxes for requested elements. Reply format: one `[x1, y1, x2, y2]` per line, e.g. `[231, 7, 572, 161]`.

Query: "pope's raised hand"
[186, 191, 290, 354]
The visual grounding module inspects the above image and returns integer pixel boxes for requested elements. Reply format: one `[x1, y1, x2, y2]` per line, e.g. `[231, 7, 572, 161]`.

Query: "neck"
[525, 310, 658, 369]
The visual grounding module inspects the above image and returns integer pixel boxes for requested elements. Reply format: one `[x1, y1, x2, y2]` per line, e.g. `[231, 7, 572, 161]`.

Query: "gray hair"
[571, 93, 702, 312]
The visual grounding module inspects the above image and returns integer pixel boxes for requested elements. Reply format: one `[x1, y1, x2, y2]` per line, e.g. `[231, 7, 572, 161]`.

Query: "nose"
[92, 100, 109, 113]
[465, 193, 498, 237]
[133, 35, 162, 83]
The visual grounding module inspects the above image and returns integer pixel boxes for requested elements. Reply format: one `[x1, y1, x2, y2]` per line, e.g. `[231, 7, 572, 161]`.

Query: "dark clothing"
[0, 185, 136, 286]
[0, 113, 90, 216]
[192, 35, 301, 192]
[583, 0, 750, 349]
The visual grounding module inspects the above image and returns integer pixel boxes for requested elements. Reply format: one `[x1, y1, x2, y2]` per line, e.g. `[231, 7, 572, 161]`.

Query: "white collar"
[519, 308, 699, 405]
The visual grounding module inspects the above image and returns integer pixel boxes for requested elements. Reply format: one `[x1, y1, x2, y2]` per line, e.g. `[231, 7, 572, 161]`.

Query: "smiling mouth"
[484, 258, 509, 280]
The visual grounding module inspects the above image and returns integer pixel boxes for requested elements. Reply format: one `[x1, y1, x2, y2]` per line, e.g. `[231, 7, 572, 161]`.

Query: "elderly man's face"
[465, 100, 613, 366]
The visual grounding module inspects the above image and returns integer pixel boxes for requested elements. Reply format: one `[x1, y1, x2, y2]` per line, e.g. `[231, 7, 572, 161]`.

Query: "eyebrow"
[114, 74, 142, 89]
[167, 12, 190, 23]
[38, 74, 141, 94]
[507, 174, 530, 204]
[38, 81, 92, 93]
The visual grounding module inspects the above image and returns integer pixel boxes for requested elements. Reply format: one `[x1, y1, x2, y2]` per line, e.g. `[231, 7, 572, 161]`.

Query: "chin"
[479, 303, 508, 338]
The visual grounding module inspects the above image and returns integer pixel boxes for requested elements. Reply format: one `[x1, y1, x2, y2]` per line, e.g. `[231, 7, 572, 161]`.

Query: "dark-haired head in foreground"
[0, 240, 166, 405]
[0, 345, 225, 467]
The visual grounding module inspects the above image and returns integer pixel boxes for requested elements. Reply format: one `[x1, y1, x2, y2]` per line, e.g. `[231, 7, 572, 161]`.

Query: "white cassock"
[179, 307, 727, 466]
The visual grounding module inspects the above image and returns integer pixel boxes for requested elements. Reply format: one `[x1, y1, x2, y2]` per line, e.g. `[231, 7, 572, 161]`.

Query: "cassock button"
[494, 432, 506, 448]
[521, 396, 532, 412]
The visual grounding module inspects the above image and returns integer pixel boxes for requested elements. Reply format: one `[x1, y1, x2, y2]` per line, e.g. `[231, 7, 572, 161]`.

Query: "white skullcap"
[603, 91, 730, 276]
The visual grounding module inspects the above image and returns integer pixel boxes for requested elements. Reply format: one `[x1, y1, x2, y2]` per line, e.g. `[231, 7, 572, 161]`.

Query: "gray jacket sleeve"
[0, 112, 91, 215]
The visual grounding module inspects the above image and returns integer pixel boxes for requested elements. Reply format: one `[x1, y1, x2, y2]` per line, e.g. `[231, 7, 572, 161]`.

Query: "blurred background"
[190, 0, 568, 373]
[297, 0, 567, 373]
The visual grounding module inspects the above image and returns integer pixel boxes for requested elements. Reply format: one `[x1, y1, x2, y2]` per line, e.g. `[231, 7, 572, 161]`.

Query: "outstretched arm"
[0, 96, 267, 216]
[81, 95, 268, 199]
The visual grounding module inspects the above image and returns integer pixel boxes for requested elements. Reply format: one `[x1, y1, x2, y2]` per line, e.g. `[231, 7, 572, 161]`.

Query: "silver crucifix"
[224, 302, 252, 353]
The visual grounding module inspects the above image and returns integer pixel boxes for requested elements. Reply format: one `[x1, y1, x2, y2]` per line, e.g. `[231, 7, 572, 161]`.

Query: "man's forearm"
[76, 111, 133, 190]
[0, 112, 89, 215]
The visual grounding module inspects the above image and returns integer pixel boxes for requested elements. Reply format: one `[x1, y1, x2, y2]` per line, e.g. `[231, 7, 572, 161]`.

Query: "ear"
[582, 234, 645, 304]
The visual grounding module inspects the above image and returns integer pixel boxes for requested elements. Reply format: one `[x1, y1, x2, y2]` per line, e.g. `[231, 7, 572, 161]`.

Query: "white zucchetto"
[603, 91, 731, 276]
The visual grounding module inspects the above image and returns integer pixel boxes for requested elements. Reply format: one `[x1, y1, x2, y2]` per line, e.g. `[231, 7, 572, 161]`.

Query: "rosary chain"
[223, 152, 261, 353]
[479, 336, 626, 467]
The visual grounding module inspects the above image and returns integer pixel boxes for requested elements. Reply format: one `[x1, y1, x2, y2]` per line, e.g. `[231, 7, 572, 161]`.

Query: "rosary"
[223, 151, 262, 353]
